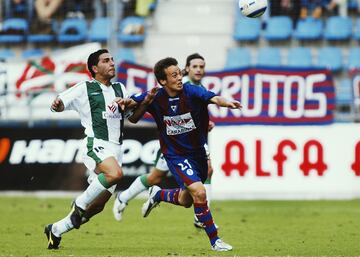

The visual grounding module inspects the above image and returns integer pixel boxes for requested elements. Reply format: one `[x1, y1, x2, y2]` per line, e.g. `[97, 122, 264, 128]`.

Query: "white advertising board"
[209, 123, 360, 199]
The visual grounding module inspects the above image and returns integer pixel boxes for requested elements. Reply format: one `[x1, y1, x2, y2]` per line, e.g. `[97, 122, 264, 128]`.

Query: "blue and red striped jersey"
[132, 82, 216, 156]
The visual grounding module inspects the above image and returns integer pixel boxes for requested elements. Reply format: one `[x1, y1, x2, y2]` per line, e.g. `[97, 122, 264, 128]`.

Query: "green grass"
[0, 196, 359, 257]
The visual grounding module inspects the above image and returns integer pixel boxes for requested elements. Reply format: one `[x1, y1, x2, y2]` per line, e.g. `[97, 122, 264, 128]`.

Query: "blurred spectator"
[4, 0, 32, 19]
[270, 0, 301, 24]
[300, 0, 323, 19]
[93, 0, 134, 18]
[135, 0, 155, 17]
[65, 0, 95, 19]
[326, 0, 348, 16]
[34, 0, 63, 22]
[30, 0, 63, 35]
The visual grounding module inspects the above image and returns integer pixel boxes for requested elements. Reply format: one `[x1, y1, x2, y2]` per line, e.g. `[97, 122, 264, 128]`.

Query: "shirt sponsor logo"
[163, 112, 196, 135]
[102, 112, 123, 119]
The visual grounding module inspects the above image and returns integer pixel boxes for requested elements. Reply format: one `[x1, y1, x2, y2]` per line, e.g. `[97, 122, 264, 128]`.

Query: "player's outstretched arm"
[50, 97, 65, 112]
[113, 97, 137, 111]
[128, 87, 159, 123]
[210, 96, 242, 109]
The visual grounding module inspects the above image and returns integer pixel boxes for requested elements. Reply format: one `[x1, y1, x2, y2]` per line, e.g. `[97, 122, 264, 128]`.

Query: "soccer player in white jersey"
[44, 49, 137, 249]
[113, 53, 217, 229]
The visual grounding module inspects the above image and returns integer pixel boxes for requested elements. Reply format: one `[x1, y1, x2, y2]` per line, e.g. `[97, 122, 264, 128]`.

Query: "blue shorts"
[164, 154, 208, 189]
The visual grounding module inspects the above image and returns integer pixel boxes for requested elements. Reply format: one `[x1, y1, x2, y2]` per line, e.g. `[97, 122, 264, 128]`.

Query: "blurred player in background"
[113, 53, 217, 229]
[125, 57, 241, 251]
[44, 49, 137, 249]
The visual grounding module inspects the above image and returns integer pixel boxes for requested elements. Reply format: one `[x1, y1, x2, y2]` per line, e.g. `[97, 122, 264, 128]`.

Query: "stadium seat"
[316, 47, 343, 72]
[0, 48, 15, 60]
[336, 79, 353, 106]
[347, 48, 360, 70]
[225, 47, 251, 69]
[264, 16, 293, 41]
[293, 18, 323, 41]
[27, 20, 57, 44]
[57, 18, 87, 43]
[118, 16, 146, 44]
[0, 18, 28, 43]
[22, 48, 44, 59]
[116, 48, 136, 64]
[88, 17, 111, 42]
[324, 16, 352, 41]
[256, 47, 282, 67]
[353, 18, 360, 40]
[287, 47, 313, 68]
[233, 17, 261, 42]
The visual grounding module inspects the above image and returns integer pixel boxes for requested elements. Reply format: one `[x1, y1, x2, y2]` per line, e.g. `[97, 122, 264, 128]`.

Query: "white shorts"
[82, 137, 123, 194]
[204, 143, 210, 159]
[154, 150, 169, 172]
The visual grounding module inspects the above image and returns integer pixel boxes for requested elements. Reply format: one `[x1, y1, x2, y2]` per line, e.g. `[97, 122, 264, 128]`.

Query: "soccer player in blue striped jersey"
[126, 57, 241, 251]
[113, 53, 217, 229]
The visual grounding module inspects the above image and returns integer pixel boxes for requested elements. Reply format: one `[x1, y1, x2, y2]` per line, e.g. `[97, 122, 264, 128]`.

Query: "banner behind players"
[118, 62, 335, 125]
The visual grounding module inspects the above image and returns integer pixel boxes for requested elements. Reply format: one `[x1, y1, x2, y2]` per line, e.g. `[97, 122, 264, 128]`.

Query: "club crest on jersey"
[170, 105, 177, 112]
[163, 112, 196, 135]
[108, 104, 117, 113]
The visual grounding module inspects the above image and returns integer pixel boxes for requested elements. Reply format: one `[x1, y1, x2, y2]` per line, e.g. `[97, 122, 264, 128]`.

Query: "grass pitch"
[0, 196, 359, 257]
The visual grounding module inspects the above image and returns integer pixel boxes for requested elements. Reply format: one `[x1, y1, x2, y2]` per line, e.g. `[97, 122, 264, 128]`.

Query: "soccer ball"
[238, 0, 267, 18]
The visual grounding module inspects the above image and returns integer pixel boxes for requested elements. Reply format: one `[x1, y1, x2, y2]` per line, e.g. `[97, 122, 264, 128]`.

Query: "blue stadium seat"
[264, 16, 293, 41]
[116, 48, 136, 64]
[256, 47, 282, 67]
[233, 17, 261, 42]
[57, 18, 87, 43]
[88, 17, 111, 42]
[287, 47, 313, 68]
[118, 16, 146, 43]
[0, 48, 15, 60]
[0, 18, 28, 43]
[293, 18, 323, 41]
[28, 20, 57, 43]
[336, 79, 353, 106]
[22, 48, 44, 59]
[316, 47, 343, 72]
[348, 48, 360, 70]
[353, 18, 360, 40]
[225, 47, 251, 69]
[324, 16, 352, 41]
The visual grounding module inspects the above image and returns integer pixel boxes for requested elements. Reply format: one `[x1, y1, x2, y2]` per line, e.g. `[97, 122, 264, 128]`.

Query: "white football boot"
[142, 185, 161, 217]
[211, 239, 233, 251]
[112, 194, 127, 221]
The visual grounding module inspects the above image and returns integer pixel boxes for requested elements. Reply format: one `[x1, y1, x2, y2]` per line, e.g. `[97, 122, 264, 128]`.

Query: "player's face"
[94, 53, 116, 79]
[162, 65, 183, 95]
[186, 58, 205, 84]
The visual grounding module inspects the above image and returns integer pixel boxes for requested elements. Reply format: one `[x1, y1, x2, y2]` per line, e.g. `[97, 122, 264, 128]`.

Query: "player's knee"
[107, 168, 123, 183]
[193, 189, 207, 203]
[183, 201, 193, 208]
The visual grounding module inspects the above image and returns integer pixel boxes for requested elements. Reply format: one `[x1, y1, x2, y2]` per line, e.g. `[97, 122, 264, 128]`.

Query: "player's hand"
[208, 121, 215, 132]
[143, 87, 159, 105]
[228, 100, 242, 109]
[50, 97, 64, 112]
[114, 97, 133, 111]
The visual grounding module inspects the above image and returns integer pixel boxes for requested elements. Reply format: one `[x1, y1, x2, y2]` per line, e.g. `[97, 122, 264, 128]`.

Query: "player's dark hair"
[87, 49, 109, 78]
[183, 53, 205, 76]
[153, 57, 178, 86]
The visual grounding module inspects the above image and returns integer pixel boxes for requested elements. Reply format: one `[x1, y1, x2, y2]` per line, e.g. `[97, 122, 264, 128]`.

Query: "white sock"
[204, 183, 212, 207]
[119, 176, 147, 203]
[52, 213, 73, 237]
[75, 176, 107, 210]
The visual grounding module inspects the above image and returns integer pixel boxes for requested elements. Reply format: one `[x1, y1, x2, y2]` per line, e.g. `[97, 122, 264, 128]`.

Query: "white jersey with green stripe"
[58, 79, 129, 144]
